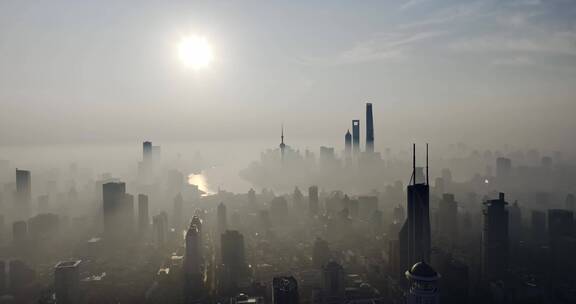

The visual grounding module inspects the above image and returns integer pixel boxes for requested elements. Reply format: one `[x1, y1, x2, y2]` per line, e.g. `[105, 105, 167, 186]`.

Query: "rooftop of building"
[55, 260, 81, 269]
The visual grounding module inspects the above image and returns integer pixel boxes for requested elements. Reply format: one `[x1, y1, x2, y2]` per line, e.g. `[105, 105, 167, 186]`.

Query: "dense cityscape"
[0, 103, 575, 303]
[2, 1, 576, 303]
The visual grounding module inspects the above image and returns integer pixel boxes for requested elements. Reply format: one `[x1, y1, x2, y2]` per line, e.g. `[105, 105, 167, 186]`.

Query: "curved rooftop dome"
[409, 261, 438, 277]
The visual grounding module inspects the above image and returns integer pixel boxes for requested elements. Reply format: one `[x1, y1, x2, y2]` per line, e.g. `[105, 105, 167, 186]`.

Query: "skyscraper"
[496, 157, 512, 180]
[185, 222, 204, 301]
[352, 120, 360, 154]
[344, 130, 352, 162]
[399, 144, 431, 273]
[54, 260, 81, 304]
[309, 185, 319, 216]
[153, 212, 168, 248]
[279, 124, 286, 161]
[102, 182, 125, 235]
[530, 210, 546, 245]
[143, 141, 152, 162]
[221, 230, 246, 294]
[548, 209, 574, 239]
[509, 200, 522, 243]
[321, 261, 345, 304]
[0, 261, 5, 295]
[566, 194, 576, 213]
[405, 262, 440, 304]
[217, 202, 227, 235]
[481, 192, 509, 282]
[365, 103, 374, 153]
[102, 182, 133, 239]
[138, 194, 149, 235]
[547, 209, 575, 280]
[313, 237, 330, 268]
[437, 193, 458, 249]
[272, 276, 299, 304]
[173, 193, 183, 232]
[12, 220, 27, 248]
[15, 169, 31, 219]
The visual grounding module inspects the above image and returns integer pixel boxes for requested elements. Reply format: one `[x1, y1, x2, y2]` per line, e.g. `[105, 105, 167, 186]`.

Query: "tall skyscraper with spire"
[366, 103, 374, 153]
[352, 120, 360, 155]
[344, 130, 352, 160]
[185, 220, 204, 302]
[399, 144, 431, 274]
[279, 124, 286, 161]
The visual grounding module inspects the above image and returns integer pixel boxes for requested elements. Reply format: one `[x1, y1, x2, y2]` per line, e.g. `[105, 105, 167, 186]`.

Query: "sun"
[177, 35, 214, 69]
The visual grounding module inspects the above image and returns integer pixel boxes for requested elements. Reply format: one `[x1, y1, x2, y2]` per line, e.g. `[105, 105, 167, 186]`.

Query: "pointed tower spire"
[279, 123, 286, 161]
[412, 143, 416, 186]
[426, 143, 429, 186]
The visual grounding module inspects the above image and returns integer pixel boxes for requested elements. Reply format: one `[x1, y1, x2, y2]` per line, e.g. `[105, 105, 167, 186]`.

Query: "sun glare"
[177, 35, 214, 69]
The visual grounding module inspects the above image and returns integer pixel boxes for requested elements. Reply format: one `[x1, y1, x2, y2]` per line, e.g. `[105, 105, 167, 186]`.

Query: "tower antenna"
[413, 143, 416, 186]
[426, 143, 429, 186]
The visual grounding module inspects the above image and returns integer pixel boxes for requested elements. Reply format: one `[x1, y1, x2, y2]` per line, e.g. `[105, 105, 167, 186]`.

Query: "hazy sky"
[1, 0, 575, 150]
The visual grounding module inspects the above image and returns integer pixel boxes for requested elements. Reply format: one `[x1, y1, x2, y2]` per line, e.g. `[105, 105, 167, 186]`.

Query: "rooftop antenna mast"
[412, 143, 416, 186]
[426, 143, 429, 186]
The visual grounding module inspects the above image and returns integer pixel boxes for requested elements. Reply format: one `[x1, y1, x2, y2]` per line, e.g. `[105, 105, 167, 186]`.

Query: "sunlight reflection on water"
[187, 172, 215, 196]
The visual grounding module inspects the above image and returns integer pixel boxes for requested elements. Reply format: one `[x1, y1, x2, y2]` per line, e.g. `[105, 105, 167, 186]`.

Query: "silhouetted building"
[496, 157, 512, 180]
[12, 220, 27, 247]
[185, 221, 204, 302]
[482, 192, 509, 282]
[138, 194, 149, 234]
[358, 196, 378, 220]
[399, 144, 431, 273]
[9, 260, 35, 294]
[548, 209, 575, 279]
[173, 193, 184, 232]
[143, 141, 152, 162]
[102, 182, 133, 239]
[405, 262, 440, 304]
[438, 193, 458, 249]
[321, 261, 345, 304]
[221, 230, 246, 294]
[0, 261, 5, 294]
[272, 276, 299, 304]
[280, 125, 286, 162]
[54, 260, 81, 304]
[217, 202, 227, 235]
[270, 196, 289, 223]
[313, 237, 330, 268]
[352, 120, 360, 155]
[153, 212, 168, 248]
[344, 130, 352, 159]
[531, 210, 547, 245]
[28, 213, 59, 242]
[548, 209, 573, 238]
[293, 187, 304, 213]
[15, 169, 31, 219]
[309, 186, 319, 216]
[566, 194, 576, 213]
[509, 201, 522, 243]
[365, 103, 374, 153]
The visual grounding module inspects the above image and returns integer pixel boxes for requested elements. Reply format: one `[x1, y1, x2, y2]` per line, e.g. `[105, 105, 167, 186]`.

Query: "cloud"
[300, 30, 445, 66]
[448, 32, 576, 56]
[398, 0, 433, 11]
[492, 56, 533, 67]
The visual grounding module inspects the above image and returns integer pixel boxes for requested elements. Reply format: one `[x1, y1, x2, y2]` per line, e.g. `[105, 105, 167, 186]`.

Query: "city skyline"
[1, 1, 576, 303]
[0, 1, 575, 150]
